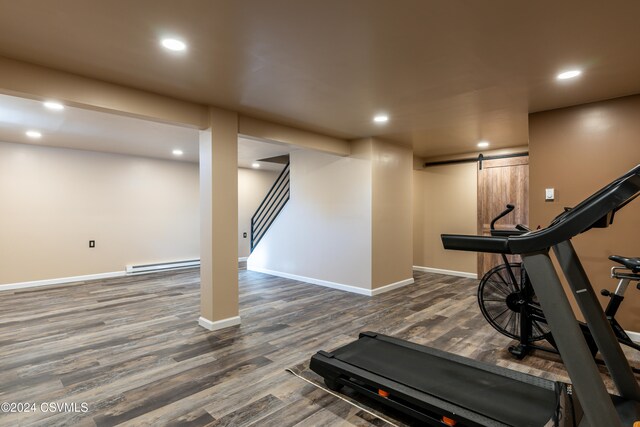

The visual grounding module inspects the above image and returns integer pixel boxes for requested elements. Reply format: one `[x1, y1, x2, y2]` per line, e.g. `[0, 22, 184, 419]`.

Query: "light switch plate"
[545, 188, 555, 201]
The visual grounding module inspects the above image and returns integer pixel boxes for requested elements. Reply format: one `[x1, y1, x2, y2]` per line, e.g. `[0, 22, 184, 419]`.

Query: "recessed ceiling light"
[43, 101, 65, 111]
[161, 38, 187, 51]
[252, 162, 260, 168]
[477, 141, 490, 148]
[373, 114, 389, 123]
[172, 149, 183, 156]
[26, 130, 42, 139]
[557, 70, 582, 80]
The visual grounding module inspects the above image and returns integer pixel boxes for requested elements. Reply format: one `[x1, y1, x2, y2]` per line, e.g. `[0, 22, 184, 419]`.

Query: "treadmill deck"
[314, 333, 561, 426]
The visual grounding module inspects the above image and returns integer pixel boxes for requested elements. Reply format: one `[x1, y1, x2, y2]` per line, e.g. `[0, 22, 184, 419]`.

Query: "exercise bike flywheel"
[478, 263, 551, 342]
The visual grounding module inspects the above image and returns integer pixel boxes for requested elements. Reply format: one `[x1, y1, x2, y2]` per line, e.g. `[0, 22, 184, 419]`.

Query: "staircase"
[250, 161, 290, 252]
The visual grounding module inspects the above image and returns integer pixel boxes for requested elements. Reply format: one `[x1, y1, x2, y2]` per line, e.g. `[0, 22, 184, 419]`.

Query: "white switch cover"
[545, 188, 555, 201]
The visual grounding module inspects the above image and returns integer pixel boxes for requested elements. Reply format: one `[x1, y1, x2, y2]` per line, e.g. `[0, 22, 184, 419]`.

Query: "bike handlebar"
[490, 204, 515, 230]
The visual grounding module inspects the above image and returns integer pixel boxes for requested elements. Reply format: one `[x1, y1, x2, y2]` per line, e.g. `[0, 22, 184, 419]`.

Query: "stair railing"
[250, 162, 290, 252]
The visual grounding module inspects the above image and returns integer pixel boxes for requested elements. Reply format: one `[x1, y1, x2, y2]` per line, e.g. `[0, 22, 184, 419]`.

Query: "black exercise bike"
[478, 204, 640, 360]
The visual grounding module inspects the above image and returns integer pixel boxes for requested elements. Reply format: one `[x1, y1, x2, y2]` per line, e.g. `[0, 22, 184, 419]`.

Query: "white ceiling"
[0, 93, 199, 162]
[0, 93, 293, 167]
[0, 1, 639, 157]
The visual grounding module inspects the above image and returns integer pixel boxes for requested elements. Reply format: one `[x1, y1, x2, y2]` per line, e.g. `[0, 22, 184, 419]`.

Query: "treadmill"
[310, 164, 640, 426]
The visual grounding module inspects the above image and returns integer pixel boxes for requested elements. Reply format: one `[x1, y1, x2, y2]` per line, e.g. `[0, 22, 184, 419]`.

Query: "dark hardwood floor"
[0, 268, 638, 426]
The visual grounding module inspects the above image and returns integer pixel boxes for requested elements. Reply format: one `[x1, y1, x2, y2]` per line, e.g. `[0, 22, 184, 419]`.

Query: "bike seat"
[609, 255, 640, 273]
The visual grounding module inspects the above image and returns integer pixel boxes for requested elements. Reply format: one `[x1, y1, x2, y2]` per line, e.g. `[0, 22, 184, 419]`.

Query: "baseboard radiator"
[125, 259, 200, 275]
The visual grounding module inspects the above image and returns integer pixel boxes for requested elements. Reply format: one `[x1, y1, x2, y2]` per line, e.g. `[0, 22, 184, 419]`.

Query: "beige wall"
[248, 149, 373, 289]
[413, 163, 478, 274]
[0, 141, 199, 285]
[238, 167, 281, 258]
[371, 139, 414, 288]
[529, 94, 640, 330]
[249, 139, 414, 291]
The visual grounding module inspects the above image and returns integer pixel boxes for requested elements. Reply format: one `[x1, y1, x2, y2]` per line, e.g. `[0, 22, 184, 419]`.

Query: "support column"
[199, 107, 240, 330]
[370, 138, 414, 290]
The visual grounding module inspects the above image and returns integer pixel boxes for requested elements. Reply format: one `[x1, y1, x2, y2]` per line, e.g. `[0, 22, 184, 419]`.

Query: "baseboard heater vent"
[126, 259, 200, 275]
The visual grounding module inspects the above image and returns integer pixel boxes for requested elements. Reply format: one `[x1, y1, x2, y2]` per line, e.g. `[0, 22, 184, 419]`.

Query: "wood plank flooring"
[0, 268, 638, 426]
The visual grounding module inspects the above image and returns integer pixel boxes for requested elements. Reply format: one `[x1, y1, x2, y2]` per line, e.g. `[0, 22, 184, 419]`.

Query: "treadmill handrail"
[442, 164, 640, 255]
[441, 234, 511, 254]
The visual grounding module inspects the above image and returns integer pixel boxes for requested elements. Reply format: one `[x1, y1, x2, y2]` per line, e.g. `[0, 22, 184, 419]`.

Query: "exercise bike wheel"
[478, 263, 551, 342]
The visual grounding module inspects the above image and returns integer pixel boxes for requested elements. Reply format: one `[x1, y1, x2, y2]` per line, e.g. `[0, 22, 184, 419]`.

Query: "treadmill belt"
[333, 336, 558, 426]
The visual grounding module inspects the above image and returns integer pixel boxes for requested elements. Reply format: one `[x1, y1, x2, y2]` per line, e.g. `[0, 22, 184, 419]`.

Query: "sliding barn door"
[477, 156, 529, 278]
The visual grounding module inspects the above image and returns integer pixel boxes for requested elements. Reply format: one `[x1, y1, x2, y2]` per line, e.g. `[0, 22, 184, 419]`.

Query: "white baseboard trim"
[0, 271, 126, 292]
[626, 330, 640, 344]
[238, 257, 248, 262]
[198, 316, 241, 331]
[413, 265, 477, 280]
[247, 266, 414, 296]
[370, 278, 415, 296]
[247, 266, 373, 296]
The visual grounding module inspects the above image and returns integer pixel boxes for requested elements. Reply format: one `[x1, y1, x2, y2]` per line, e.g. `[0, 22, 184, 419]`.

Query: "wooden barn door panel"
[477, 156, 529, 277]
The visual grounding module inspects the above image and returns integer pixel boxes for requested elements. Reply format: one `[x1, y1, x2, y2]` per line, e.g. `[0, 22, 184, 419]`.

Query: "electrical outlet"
[89, 240, 95, 248]
[243, 232, 247, 238]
